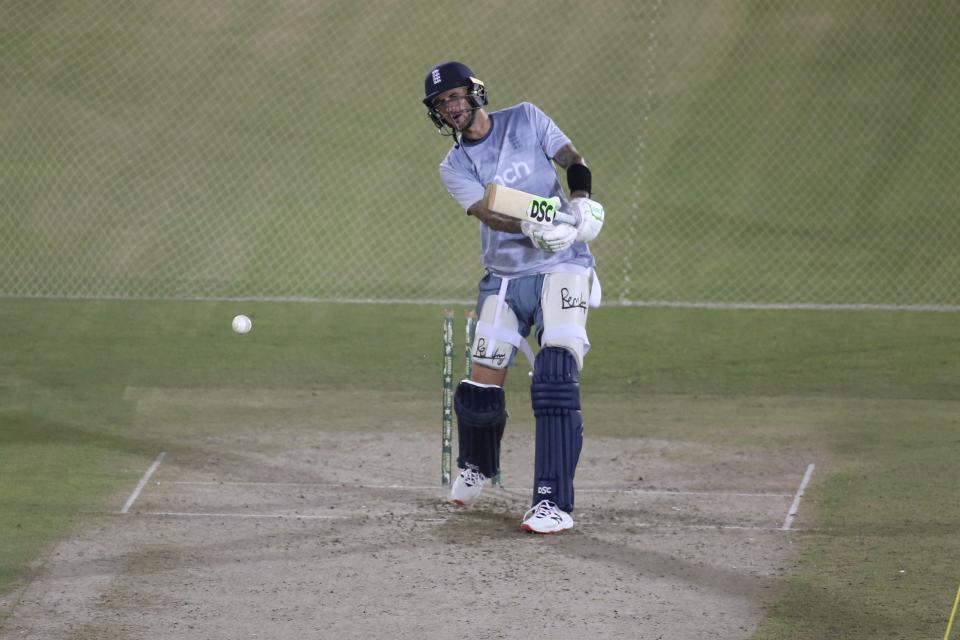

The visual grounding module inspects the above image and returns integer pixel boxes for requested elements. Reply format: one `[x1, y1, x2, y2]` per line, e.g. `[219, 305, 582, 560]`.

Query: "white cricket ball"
[231, 314, 252, 334]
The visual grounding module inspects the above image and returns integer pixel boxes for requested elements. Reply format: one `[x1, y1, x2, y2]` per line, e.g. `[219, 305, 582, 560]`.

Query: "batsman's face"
[433, 87, 471, 130]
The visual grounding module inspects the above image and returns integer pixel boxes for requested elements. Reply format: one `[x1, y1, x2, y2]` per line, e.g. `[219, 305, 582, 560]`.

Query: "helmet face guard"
[423, 61, 488, 136]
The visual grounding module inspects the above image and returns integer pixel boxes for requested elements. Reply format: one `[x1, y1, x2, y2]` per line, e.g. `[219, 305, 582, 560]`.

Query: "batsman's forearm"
[468, 202, 523, 233]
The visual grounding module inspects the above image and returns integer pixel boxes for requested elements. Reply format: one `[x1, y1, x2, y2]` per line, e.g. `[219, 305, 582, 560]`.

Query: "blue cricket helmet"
[423, 61, 488, 135]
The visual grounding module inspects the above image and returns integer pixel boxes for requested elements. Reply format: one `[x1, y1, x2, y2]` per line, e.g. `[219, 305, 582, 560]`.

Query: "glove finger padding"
[521, 221, 578, 252]
[569, 198, 605, 243]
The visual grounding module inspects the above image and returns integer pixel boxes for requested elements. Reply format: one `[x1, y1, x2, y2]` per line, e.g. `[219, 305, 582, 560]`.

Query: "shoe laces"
[525, 499, 558, 520]
[462, 468, 485, 487]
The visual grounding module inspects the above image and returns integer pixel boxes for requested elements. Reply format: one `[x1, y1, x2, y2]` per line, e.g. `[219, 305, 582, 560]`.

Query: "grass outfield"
[2, 298, 959, 638]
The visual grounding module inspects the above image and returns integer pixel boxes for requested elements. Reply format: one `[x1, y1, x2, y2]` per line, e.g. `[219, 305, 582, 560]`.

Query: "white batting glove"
[568, 198, 605, 243]
[521, 220, 578, 252]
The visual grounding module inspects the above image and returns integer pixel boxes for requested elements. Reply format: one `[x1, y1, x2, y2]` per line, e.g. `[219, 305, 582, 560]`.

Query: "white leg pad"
[473, 293, 527, 370]
[540, 272, 591, 370]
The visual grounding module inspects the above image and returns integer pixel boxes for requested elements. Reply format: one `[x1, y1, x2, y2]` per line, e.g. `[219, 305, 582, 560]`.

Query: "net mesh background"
[2, 2, 958, 307]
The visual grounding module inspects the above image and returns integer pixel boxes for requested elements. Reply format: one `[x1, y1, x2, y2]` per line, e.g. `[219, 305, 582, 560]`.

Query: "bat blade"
[484, 184, 577, 225]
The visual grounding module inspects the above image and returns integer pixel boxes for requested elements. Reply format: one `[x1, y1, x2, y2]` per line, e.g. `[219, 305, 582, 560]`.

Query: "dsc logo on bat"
[526, 197, 556, 223]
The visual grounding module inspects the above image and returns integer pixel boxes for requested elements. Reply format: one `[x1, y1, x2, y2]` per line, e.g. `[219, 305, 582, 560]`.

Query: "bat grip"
[554, 210, 578, 226]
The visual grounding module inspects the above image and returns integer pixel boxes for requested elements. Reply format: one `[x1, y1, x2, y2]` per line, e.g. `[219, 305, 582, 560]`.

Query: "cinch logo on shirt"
[432, 69, 441, 84]
[493, 161, 532, 187]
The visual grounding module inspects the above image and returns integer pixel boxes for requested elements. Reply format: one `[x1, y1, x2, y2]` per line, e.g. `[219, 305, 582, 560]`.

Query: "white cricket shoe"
[450, 467, 487, 506]
[520, 500, 574, 534]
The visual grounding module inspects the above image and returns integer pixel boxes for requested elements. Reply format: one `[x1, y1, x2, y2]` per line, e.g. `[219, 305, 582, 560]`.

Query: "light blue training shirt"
[438, 102, 595, 278]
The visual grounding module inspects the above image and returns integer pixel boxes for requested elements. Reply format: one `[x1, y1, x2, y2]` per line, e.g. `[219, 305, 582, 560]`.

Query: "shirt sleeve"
[523, 102, 571, 160]
[439, 155, 485, 212]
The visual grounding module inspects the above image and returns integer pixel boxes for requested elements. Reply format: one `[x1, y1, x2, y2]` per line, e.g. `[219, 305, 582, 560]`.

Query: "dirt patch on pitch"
[1, 426, 812, 640]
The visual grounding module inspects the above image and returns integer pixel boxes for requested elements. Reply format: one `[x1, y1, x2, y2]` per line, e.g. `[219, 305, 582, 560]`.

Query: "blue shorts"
[476, 272, 545, 363]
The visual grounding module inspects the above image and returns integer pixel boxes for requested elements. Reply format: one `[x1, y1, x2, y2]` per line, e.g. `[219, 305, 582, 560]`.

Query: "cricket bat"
[483, 184, 577, 226]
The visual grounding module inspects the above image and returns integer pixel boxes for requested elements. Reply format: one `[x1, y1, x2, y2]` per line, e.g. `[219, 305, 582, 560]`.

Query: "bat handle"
[554, 210, 578, 226]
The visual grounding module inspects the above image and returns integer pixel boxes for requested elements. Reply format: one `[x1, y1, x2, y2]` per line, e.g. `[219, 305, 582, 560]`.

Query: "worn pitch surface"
[2, 427, 810, 640]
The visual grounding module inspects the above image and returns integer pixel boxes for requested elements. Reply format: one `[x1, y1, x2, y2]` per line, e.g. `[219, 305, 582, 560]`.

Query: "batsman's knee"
[538, 339, 585, 371]
[455, 380, 507, 425]
[530, 347, 581, 413]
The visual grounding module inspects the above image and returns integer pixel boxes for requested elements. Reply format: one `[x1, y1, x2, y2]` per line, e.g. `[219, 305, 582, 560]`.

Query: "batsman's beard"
[449, 107, 478, 133]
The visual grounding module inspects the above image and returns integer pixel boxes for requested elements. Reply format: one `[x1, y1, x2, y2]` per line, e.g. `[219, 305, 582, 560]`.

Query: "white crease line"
[577, 521, 794, 532]
[579, 488, 792, 497]
[139, 512, 802, 532]
[142, 511, 340, 520]
[130, 511, 794, 531]
[782, 463, 816, 530]
[167, 480, 440, 491]
[120, 452, 165, 514]
[166, 480, 791, 498]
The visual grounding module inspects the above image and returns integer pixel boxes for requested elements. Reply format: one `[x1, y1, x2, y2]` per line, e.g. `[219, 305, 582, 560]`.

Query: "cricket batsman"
[423, 61, 605, 533]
